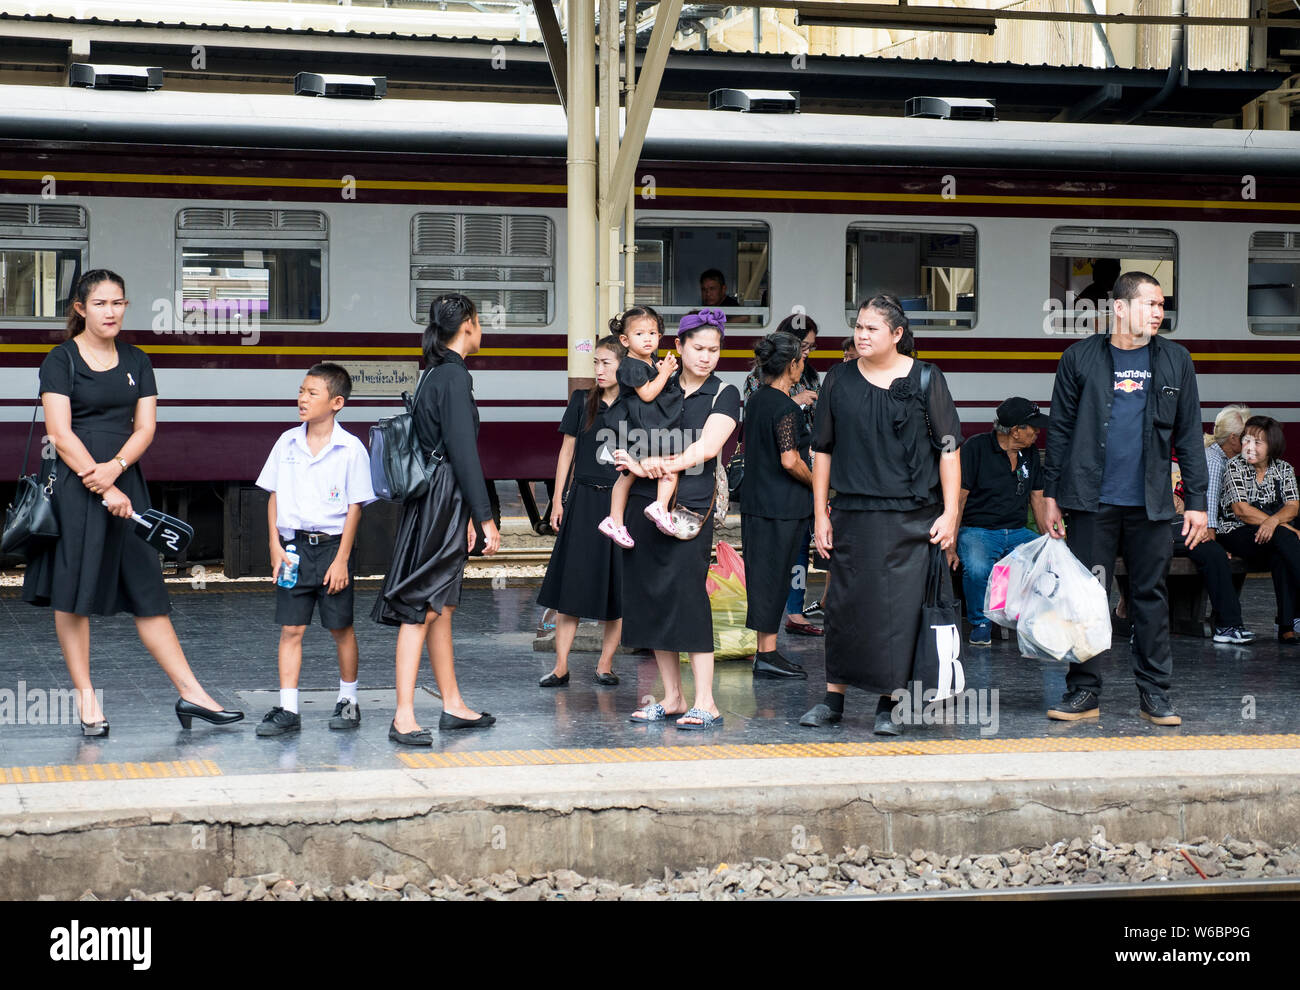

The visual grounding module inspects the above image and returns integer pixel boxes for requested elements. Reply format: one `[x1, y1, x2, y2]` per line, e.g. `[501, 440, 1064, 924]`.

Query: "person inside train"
[619, 313, 741, 730]
[1041, 271, 1208, 727]
[598, 305, 684, 546]
[1078, 258, 1121, 306]
[372, 293, 502, 742]
[536, 335, 627, 687]
[254, 362, 376, 737]
[22, 268, 244, 735]
[699, 269, 740, 308]
[948, 397, 1049, 647]
[801, 294, 963, 734]
[1218, 416, 1300, 647]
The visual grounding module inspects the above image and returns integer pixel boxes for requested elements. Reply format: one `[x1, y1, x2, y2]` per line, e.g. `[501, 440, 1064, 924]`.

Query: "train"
[2, 82, 1298, 564]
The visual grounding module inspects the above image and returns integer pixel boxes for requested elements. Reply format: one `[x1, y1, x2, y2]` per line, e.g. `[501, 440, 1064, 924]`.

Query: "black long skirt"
[537, 481, 622, 621]
[824, 504, 934, 694]
[621, 492, 714, 653]
[22, 426, 169, 617]
[371, 461, 469, 626]
[741, 512, 811, 634]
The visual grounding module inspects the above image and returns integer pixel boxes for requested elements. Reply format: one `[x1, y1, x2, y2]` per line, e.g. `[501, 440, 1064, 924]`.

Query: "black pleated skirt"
[537, 481, 622, 621]
[371, 461, 470, 626]
[620, 492, 714, 654]
[22, 427, 170, 617]
[824, 504, 934, 694]
[741, 512, 810, 634]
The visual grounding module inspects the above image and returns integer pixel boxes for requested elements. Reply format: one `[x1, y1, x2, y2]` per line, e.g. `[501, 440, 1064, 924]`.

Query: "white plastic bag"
[983, 535, 1111, 663]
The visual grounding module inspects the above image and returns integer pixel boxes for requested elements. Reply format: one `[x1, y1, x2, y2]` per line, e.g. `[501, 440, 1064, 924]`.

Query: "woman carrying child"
[536, 335, 627, 686]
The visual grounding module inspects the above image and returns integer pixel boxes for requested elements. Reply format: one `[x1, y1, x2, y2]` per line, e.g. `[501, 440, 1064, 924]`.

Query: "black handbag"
[910, 543, 967, 702]
[3, 383, 61, 558]
[726, 443, 744, 499]
[369, 373, 443, 502]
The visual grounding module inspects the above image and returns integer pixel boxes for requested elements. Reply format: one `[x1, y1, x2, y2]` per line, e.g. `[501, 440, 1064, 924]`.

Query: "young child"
[254, 362, 376, 736]
[598, 305, 683, 546]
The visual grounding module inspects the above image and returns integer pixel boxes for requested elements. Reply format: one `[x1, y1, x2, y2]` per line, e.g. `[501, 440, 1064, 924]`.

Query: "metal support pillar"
[623, 6, 638, 309]
[597, 0, 619, 326]
[532, 0, 568, 110]
[567, 0, 597, 395]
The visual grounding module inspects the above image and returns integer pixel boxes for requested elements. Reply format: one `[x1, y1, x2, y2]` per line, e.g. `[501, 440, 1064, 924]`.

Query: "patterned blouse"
[1218, 455, 1300, 534]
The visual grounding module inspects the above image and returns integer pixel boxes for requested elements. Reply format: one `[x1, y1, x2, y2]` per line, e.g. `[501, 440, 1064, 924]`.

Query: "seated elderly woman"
[1217, 415, 1300, 646]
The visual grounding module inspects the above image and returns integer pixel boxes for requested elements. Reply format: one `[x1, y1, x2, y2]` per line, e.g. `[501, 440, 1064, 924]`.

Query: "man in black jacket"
[1041, 271, 1208, 726]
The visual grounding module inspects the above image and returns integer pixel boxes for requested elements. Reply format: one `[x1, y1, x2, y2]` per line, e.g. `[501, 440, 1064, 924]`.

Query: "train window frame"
[843, 222, 978, 331]
[631, 218, 771, 328]
[1048, 226, 1178, 335]
[0, 202, 87, 325]
[409, 212, 556, 329]
[1247, 231, 1300, 336]
[174, 208, 329, 326]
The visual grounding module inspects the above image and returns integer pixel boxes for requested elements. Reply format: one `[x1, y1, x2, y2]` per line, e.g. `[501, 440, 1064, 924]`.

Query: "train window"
[410, 213, 554, 327]
[632, 221, 769, 326]
[0, 203, 86, 321]
[1247, 231, 1300, 336]
[176, 208, 327, 323]
[844, 223, 976, 330]
[1048, 226, 1177, 334]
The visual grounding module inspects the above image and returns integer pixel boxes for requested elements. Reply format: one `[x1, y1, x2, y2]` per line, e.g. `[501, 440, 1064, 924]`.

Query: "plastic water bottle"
[277, 544, 299, 589]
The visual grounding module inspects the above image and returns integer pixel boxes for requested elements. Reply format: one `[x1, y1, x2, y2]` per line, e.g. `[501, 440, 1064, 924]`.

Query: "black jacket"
[1043, 333, 1207, 520]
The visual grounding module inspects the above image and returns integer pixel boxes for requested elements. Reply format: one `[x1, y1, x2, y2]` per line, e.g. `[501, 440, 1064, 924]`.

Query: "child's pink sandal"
[644, 502, 678, 536]
[598, 516, 635, 548]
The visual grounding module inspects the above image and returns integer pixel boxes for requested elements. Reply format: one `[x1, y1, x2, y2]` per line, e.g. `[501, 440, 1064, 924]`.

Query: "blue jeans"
[785, 526, 812, 616]
[958, 526, 1039, 628]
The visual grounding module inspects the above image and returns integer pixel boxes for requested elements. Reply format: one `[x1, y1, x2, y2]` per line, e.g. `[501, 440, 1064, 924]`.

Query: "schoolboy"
[254, 363, 376, 736]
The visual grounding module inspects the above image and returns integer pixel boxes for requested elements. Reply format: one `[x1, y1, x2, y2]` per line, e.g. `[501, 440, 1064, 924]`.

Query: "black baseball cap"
[996, 397, 1049, 430]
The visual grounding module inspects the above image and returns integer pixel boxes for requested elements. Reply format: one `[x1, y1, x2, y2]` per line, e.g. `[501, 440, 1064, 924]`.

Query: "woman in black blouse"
[536, 335, 627, 685]
[740, 332, 813, 679]
[373, 293, 502, 741]
[801, 294, 962, 734]
[618, 313, 741, 729]
[23, 269, 244, 735]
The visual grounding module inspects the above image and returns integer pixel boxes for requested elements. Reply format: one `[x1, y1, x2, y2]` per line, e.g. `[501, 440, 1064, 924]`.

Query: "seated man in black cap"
[950, 397, 1050, 645]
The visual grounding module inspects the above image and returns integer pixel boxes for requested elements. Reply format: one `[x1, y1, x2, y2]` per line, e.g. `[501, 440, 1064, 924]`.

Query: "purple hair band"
[678, 308, 727, 337]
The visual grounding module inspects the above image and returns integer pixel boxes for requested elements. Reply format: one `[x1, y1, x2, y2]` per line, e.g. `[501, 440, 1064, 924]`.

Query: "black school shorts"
[275, 536, 356, 630]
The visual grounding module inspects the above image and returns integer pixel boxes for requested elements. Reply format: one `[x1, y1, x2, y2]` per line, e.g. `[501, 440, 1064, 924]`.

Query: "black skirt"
[537, 481, 622, 621]
[22, 426, 169, 617]
[620, 492, 714, 653]
[824, 504, 935, 694]
[741, 512, 811, 634]
[371, 460, 470, 626]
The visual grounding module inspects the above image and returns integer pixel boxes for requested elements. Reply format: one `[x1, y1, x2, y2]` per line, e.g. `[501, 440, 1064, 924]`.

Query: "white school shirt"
[256, 421, 377, 540]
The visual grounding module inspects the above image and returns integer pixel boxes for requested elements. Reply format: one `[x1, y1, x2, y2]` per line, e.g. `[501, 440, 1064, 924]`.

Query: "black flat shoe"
[175, 698, 245, 729]
[799, 703, 842, 727]
[440, 710, 496, 731]
[388, 720, 433, 746]
[538, 672, 569, 687]
[873, 696, 901, 736]
[752, 653, 807, 680]
[594, 671, 620, 686]
[80, 720, 109, 738]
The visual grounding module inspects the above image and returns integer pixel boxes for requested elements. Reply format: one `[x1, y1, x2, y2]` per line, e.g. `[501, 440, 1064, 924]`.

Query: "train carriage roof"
[2, 84, 1298, 174]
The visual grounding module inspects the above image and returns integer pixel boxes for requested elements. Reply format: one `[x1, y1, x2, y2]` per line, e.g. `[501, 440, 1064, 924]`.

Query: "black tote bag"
[910, 543, 966, 702]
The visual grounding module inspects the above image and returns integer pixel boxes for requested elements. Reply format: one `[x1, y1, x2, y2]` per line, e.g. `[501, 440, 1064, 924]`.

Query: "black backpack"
[369, 374, 442, 502]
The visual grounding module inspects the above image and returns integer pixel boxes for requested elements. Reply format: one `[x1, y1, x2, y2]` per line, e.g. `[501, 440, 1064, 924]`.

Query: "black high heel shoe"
[175, 698, 245, 729]
[80, 720, 109, 738]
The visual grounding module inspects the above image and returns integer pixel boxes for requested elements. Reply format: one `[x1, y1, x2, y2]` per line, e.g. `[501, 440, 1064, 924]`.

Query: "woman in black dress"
[536, 335, 626, 686]
[618, 313, 741, 729]
[22, 269, 244, 735]
[373, 293, 502, 742]
[740, 332, 813, 679]
[801, 294, 962, 734]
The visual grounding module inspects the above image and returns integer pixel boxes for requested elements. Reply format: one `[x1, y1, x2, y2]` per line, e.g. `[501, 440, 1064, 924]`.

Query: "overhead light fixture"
[796, 10, 996, 35]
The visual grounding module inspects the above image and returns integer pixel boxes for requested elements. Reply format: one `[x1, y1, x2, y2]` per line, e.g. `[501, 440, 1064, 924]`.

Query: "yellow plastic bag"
[681, 542, 757, 661]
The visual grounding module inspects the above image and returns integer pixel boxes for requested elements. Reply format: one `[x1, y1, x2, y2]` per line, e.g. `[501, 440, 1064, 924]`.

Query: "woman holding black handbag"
[21, 269, 243, 736]
[373, 293, 502, 742]
[800, 294, 963, 734]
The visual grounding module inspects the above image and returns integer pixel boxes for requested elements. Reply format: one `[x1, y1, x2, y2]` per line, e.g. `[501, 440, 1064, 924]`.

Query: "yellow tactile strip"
[0, 759, 221, 785]
[397, 734, 1300, 770]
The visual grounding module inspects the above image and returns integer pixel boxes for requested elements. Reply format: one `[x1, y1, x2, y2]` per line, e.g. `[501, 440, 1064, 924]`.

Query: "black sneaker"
[1138, 690, 1181, 726]
[1046, 690, 1100, 721]
[329, 699, 361, 730]
[802, 599, 824, 619]
[256, 706, 301, 737]
[1213, 626, 1256, 644]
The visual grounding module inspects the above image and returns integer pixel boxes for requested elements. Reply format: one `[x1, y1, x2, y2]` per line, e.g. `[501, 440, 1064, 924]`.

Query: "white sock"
[279, 688, 299, 714]
[339, 680, 358, 703]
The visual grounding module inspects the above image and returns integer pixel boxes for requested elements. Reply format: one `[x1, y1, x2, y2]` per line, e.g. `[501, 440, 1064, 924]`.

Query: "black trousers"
[1171, 522, 1243, 628]
[1065, 504, 1173, 697]
[1219, 525, 1300, 627]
